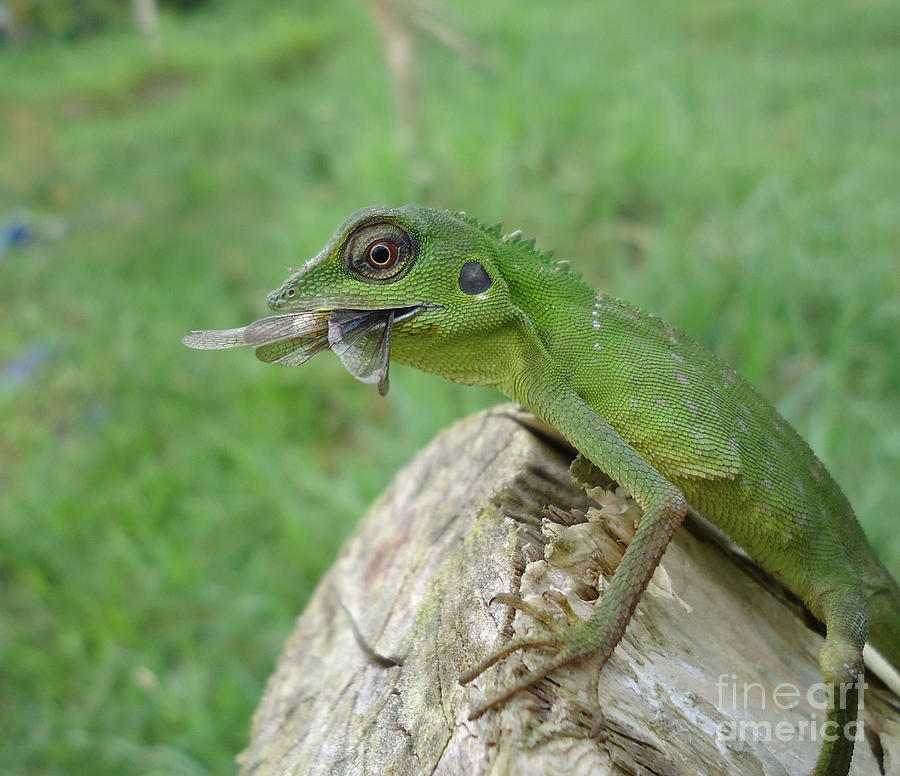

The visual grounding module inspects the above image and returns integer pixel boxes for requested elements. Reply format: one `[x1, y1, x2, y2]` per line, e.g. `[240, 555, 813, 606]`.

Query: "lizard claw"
[490, 592, 581, 629]
[460, 591, 598, 719]
[463, 636, 609, 732]
[464, 649, 580, 720]
[459, 633, 562, 686]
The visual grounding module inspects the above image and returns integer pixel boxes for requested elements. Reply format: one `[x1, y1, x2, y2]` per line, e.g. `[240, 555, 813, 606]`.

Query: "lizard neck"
[390, 314, 534, 392]
[492, 237, 598, 386]
[391, 234, 598, 395]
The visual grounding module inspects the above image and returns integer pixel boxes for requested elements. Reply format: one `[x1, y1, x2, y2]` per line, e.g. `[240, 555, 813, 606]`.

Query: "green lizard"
[184, 204, 900, 775]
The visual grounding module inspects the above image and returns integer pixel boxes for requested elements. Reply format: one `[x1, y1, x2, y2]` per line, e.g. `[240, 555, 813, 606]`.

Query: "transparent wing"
[328, 309, 394, 394]
[242, 312, 330, 347]
[182, 327, 249, 350]
[185, 306, 423, 388]
[184, 312, 330, 360]
[254, 333, 330, 366]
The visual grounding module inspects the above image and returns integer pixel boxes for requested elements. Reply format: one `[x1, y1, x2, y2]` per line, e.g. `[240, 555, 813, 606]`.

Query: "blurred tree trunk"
[370, 0, 419, 159]
[369, 0, 486, 185]
[131, 0, 161, 52]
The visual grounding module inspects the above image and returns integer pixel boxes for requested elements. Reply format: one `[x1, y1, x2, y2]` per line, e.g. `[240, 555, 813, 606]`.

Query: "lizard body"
[186, 204, 899, 775]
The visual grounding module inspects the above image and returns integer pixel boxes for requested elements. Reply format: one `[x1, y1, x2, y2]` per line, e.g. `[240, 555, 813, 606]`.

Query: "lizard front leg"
[461, 389, 687, 718]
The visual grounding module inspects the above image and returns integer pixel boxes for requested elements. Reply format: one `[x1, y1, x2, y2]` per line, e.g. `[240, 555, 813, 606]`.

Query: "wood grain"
[240, 405, 899, 776]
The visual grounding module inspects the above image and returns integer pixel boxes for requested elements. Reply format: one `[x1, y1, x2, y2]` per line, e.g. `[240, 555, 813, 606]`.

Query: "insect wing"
[242, 312, 330, 347]
[185, 311, 332, 366]
[328, 309, 394, 393]
[254, 333, 330, 366]
[182, 327, 249, 350]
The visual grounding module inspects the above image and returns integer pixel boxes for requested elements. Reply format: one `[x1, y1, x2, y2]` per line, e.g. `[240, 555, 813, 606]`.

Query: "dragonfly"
[183, 306, 427, 396]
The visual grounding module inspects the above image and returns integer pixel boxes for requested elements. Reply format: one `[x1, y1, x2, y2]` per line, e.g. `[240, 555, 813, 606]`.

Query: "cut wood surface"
[240, 405, 899, 776]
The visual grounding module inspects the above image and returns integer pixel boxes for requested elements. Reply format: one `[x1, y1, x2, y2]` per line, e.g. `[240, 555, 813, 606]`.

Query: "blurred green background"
[1, 0, 898, 773]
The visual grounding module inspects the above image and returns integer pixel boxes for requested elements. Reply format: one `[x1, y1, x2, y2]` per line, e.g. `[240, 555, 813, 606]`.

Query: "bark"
[240, 405, 899, 776]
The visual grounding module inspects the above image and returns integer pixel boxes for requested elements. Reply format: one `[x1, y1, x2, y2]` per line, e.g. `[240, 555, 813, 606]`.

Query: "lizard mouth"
[183, 304, 439, 395]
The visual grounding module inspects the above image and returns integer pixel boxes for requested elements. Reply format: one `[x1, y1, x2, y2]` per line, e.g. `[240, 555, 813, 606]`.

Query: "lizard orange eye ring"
[345, 220, 414, 283]
[365, 240, 400, 269]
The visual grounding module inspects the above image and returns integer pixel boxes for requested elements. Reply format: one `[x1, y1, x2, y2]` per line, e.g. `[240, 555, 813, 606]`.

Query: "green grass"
[1, 0, 898, 772]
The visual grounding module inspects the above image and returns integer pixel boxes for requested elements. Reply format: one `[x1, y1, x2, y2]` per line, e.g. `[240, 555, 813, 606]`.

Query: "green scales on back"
[184, 204, 900, 776]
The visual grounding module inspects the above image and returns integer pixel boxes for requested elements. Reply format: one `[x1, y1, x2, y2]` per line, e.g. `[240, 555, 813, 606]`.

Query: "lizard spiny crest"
[453, 210, 578, 279]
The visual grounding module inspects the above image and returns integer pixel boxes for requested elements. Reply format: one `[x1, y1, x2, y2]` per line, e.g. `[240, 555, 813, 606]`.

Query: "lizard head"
[266, 204, 529, 389]
[267, 204, 514, 315]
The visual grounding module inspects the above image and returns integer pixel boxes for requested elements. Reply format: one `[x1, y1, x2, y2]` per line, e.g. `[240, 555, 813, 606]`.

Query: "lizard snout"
[267, 286, 298, 310]
[266, 288, 283, 309]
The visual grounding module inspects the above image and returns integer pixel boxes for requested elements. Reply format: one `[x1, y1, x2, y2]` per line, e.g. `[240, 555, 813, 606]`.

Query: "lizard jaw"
[265, 281, 442, 315]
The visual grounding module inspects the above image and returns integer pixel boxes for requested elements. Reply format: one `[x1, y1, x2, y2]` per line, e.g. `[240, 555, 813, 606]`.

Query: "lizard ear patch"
[458, 261, 492, 295]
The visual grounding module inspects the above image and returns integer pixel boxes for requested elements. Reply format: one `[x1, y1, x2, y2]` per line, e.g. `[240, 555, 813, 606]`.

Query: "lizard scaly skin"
[217, 204, 900, 775]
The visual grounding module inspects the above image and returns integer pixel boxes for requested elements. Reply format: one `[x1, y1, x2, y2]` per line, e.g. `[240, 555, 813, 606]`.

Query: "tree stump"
[239, 405, 899, 776]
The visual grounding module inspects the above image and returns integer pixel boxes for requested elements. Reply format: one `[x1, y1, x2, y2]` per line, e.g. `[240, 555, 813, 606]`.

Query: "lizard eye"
[345, 221, 415, 283]
[365, 239, 399, 269]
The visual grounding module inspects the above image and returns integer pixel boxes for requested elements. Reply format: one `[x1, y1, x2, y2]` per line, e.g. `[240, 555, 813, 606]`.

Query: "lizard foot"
[460, 591, 596, 720]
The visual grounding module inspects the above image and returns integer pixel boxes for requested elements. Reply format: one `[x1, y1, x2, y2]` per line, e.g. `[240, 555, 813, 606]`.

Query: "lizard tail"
[865, 569, 900, 696]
